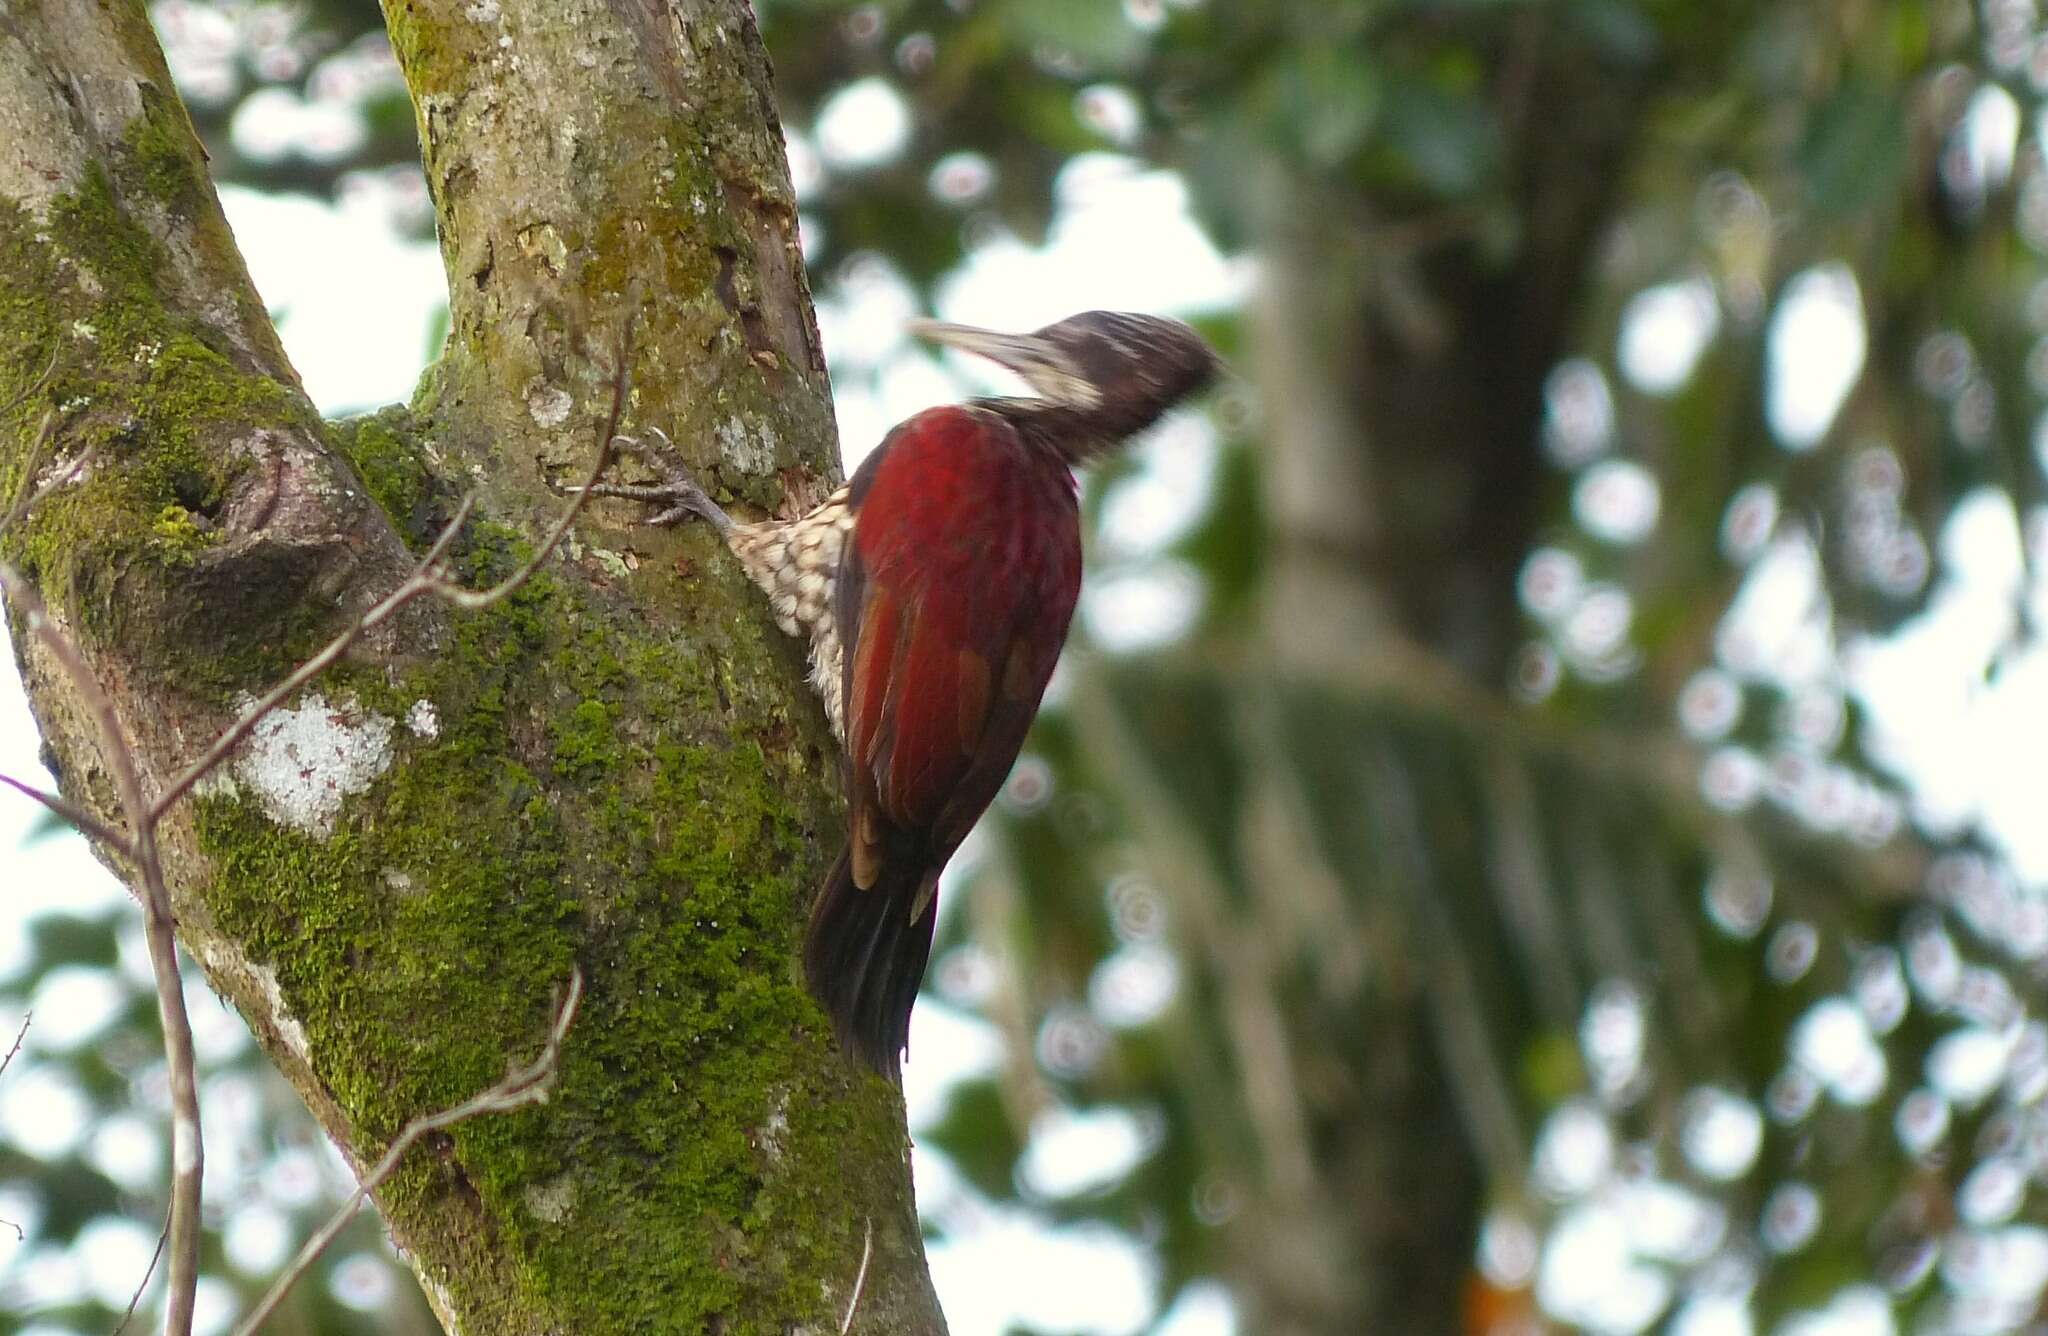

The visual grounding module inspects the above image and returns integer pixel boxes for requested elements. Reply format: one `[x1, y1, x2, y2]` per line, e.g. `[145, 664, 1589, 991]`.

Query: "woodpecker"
[590, 310, 1217, 1078]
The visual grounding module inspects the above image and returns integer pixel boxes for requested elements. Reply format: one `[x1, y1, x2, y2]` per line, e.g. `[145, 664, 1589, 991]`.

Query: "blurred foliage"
[11, 0, 2048, 1333]
[753, 0, 2048, 1331]
[152, 1, 430, 232]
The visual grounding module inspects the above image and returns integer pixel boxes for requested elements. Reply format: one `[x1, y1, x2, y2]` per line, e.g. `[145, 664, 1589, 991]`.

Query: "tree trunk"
[0, 1, 945, 1330]
[1095, 33, 1667, 1335]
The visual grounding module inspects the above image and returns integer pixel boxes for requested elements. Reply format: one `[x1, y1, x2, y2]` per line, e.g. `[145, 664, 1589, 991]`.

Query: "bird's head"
[909, 310, 1218, 457]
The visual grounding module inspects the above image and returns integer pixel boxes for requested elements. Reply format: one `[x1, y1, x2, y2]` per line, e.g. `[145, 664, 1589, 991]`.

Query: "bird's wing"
[838, 542, 1061, 892]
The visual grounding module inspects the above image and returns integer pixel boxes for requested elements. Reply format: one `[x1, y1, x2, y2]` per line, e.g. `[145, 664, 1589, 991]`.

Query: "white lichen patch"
[526, 380, 574, 428]
[524, 1172, 577, 1223]
[70, 319, 96, 341]
[590, 548, 632, 580]
[464, 0, 499, 20]
[231, 691, 396, 836]
[757, 1086, 791, 1166]
[716, 416, 778, 474]
[33, 452, 94, 494]
[192, 768, 240, 801]
[406, 699, 441, 740]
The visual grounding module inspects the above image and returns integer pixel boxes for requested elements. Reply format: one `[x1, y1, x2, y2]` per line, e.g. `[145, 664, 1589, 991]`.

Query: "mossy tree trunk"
[0, 1, 945, 1331]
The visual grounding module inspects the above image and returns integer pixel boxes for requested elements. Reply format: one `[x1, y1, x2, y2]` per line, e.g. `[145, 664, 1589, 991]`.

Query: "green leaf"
[1259, 47, 1381, 167]
[996, 0, 1148, 73]
[1565, 0, 1662, 65]
[1375, 70, 1500, 198]
[1797, 79, 1909, 218]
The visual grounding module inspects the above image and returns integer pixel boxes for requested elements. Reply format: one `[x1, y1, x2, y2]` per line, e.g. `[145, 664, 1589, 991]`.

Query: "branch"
[0, 310, 634, 1334]
[110, 1215, 169, 1336]
[0, 1016, 26, 1244]
[232, 966, 585, 1336]
[0, 773, 133, 855]
[0, 564, 205, 1332]
[0, 1012, 27, 1082]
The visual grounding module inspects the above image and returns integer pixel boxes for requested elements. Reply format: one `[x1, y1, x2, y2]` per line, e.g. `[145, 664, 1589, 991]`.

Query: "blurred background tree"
[8, 0, 2048, 1332]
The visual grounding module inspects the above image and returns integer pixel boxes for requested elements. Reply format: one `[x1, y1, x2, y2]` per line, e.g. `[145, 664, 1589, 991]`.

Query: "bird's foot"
[569, 428, 733, 532]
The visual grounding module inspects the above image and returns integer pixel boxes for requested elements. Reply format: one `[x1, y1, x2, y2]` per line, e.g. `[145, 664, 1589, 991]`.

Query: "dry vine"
[232, 967, 584, 1335]
[0, 308, 634, 1333]
[0, 1013, 28, 1247]
[839, 1217, 874, 1335]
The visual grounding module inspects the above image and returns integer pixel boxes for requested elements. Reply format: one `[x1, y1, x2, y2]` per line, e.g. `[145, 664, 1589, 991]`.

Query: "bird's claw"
[571, 427, 732, 532]
[611, 426, 688, 476]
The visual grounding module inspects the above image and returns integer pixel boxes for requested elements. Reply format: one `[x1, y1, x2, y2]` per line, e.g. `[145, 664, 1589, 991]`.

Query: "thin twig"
[110, 1215, 169, 1336]
[0, 411, 52, 536]
[0, 348, 62, 544]
[839, 1217, 873, 1335]
[231, 967, 585, 1336]
[0, 344, 59, 422]
[0, 986, 24, 1248]
[0, 420, 86, 542]
[0, 1012, 28, 1081]
[0, 773, 133, 855]
[0, 567, 206, 1334]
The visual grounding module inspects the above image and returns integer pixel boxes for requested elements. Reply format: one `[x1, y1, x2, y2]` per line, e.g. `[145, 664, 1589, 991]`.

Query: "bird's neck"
[973, 397, 1161, 468]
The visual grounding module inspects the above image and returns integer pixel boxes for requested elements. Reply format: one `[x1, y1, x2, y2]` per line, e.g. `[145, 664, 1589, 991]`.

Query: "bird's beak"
[906, 319, 1045, 371]
[908, 318, 1098, 407]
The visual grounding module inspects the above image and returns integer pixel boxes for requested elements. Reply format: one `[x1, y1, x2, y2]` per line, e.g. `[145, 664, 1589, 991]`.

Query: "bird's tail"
[802, 848, 939, 1082]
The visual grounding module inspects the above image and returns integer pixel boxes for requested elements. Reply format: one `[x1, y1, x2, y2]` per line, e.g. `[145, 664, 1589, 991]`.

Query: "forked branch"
[0, 307, 633, 1333]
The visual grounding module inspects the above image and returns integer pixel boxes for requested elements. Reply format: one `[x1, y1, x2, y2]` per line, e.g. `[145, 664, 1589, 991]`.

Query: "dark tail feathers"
[803, 848, 939, 1081]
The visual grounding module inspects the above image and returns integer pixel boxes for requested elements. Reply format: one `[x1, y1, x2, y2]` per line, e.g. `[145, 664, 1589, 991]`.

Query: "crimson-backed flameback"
[588, 311, 1217, 1078]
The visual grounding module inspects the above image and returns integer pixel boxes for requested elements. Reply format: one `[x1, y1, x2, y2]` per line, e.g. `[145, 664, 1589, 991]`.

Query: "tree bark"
[0, 1, 945, 1331]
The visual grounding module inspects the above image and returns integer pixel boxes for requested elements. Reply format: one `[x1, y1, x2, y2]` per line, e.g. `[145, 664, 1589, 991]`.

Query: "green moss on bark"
[190, 533, 885, 1328]
[328, 407, 453, 550]
[0, 116, 323, 693]
[121, 82, 211, 220]
[6, 10, 939, 1331]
